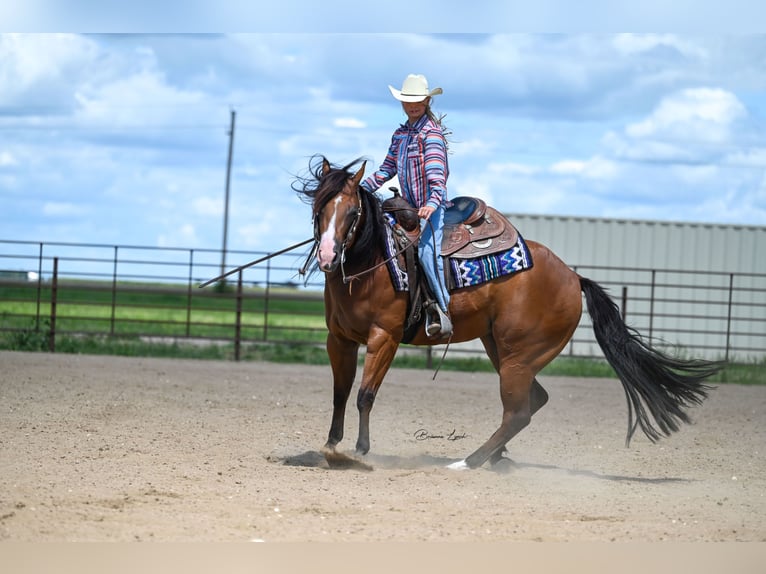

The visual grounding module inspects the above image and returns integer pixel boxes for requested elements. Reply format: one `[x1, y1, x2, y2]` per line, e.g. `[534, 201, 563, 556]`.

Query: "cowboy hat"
[388, 74, 443, 102]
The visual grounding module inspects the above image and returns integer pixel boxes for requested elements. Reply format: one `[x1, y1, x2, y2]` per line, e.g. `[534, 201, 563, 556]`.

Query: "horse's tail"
[579, 276, 721, 445]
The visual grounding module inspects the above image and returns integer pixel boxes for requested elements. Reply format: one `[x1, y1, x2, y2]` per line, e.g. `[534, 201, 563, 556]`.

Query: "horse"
[294, 156, 721, 470]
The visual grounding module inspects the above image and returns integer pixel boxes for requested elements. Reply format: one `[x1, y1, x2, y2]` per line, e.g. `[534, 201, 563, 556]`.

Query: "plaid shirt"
[362, 115, 449, 210]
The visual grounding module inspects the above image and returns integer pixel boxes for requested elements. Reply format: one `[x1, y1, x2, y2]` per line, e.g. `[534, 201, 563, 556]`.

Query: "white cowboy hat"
[388, 74, 443, 102]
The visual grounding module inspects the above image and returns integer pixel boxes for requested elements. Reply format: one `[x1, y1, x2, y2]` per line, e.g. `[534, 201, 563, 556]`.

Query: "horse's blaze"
[317, 196, 342, 270]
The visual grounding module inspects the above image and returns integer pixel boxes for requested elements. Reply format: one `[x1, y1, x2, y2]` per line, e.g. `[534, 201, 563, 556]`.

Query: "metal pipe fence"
[1, 239, 764, 362]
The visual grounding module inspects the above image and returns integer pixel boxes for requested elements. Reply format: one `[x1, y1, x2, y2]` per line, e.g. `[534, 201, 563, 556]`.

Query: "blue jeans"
[419, 205, 450, 313]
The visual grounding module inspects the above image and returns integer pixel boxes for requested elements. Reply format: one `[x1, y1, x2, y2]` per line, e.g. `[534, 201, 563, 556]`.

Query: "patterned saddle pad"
[383, 204, 534, 293]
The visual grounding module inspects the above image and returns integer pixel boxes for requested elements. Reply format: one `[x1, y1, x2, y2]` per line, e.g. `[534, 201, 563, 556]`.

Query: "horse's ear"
[322, 158, 331, 177]
[351, 161, 366, 187]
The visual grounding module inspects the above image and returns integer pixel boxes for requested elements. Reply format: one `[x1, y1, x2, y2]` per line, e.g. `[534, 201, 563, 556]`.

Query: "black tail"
[580, 276, 721, 445]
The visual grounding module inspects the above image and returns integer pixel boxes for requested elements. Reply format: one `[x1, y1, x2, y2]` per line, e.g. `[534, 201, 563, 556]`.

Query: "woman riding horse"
[296, 156, 720, 470]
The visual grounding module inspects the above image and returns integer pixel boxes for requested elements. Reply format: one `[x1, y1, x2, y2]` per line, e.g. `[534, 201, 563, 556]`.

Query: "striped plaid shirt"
[362, 114, 449, 210]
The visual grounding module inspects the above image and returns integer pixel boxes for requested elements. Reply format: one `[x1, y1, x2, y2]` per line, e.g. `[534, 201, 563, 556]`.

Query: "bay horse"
[295, 156, 720, 470]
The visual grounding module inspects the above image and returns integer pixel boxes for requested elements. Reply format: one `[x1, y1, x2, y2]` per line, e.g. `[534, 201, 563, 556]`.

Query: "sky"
[1, 30, 765, 261]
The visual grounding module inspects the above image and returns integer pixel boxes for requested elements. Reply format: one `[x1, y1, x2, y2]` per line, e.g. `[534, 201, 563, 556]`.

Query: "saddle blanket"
[383, 221, 534, 292]
[448, 237, 533, 289]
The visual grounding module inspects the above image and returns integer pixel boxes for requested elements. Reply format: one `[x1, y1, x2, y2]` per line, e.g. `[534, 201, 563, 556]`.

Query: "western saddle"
[382, 190, 520, 341]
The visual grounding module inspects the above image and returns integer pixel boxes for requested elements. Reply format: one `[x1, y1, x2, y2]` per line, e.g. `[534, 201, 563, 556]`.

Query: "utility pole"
[219, 109, 236, 286]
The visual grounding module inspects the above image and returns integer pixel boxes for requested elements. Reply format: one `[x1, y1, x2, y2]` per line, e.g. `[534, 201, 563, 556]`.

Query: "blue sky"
[1, 32, 765, 257]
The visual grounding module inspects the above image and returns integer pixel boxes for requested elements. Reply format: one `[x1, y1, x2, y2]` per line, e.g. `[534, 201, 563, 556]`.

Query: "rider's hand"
[418, 205, 436, 220]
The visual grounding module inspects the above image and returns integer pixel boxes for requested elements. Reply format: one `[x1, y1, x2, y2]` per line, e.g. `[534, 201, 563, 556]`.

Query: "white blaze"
[317, 196, 342, 268]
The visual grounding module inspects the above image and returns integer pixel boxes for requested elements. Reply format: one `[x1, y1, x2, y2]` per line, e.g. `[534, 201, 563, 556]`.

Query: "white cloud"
[613, 34, 707, 59]
[550, 156, 618, 180]
[0, 151, 17, 166]
[42, 201, 87, 217]
[724, 148, 766, 168]
[192, 196, 224, 217]
[626, 88, 746, 142]
[447, 172, 492, 205]
[157, 223, 197, 248]
[603, 131, 693, 162]
[74, 69, 207, 125]
[456, 137, 497, 158]
[2, 33, 766, 252]
[333, 117, 366, 129]
[550, 160, 585, 175]
[0, 33, 98, 108]
[671, 164, 719, 184]
[487, 162, 540, 176]
[604, 88, 750, 165]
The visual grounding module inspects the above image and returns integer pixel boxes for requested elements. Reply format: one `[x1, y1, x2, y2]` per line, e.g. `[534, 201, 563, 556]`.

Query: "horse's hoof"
[321, 446, 373, 471]
[489, 448, 515, 469]
[446, 460, 470, 471]
[490, 457, 516, 474]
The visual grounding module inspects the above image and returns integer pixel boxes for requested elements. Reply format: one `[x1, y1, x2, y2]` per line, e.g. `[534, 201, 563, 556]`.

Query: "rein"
[339, 200, 429, 285]
[340, 226, 420, 284]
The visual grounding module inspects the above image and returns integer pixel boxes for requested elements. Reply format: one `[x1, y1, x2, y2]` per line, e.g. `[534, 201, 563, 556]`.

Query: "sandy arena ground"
[1, 350, 765, 542]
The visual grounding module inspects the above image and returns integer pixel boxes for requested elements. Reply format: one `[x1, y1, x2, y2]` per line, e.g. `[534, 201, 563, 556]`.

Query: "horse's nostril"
[317, 245, 336, 268]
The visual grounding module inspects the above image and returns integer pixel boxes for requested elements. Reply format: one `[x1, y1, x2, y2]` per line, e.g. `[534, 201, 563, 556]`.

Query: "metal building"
[506, 213, 766, 362]
[509, 214, 766, 275]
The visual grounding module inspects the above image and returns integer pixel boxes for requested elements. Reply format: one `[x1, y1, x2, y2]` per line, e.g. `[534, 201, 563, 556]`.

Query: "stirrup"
[425, 305, 452, 338]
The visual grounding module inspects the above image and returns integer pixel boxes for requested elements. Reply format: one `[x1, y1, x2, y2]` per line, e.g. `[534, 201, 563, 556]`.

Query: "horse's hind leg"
[450, 360, 536, 470]
[488, 377, 548, 466]
[323, 333, 359, 452]
[482, 335, 549, 413]
[480, 335, 548, 466]
[450, 332, 551, 469]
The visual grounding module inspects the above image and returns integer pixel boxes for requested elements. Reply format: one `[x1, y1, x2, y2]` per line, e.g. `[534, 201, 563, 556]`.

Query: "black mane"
[293, 155, 389, 273]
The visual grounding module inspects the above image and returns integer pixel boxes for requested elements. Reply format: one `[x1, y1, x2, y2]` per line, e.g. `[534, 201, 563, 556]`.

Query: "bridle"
[306, 183, 363, 282]
[304, 183, 420, 285]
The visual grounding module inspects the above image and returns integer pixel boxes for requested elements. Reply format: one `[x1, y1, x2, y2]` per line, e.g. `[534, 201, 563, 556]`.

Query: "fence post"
[110, 246, 118, 336]
[649, 270, 656, 340]
[186, 249, 194, 338]
[263, 259, 271, 341]
[569, 265, 578, 356]
[234, 270, 243, 361]
[725, 273, 734, 362]
[49, 257, 58, 353]
[621, 286, 628, 321]
[35, 242, 43, 332]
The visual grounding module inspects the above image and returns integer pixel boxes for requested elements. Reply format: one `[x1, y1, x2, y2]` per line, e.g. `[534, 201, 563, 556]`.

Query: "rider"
[361, 73, 452, 338]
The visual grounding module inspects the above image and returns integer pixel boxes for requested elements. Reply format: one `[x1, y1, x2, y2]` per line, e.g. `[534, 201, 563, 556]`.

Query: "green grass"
[0, 281, 326, 342]
[3, 330, 762, 384]
[1, 281, 763, 384]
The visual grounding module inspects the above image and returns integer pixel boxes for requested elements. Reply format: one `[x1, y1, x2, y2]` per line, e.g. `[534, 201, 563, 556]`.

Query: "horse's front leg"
[355, 326, 400, 455]
[324, 333, 360, 451]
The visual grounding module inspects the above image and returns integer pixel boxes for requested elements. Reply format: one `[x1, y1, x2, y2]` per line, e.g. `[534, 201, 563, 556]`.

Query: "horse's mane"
[293, 155, 389, 273]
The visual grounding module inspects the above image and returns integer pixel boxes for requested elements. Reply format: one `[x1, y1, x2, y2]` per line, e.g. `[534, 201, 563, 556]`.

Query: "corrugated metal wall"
[507, 214, 766, 361]
[509, 214, 766, 275]
[440, 213, 765, 362]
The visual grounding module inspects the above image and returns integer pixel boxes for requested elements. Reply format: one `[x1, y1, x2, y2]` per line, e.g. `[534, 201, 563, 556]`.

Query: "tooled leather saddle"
[441, 196, 519, 258]
[383, 192, 519, 259]
[382, 191, 520, 341]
